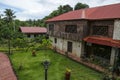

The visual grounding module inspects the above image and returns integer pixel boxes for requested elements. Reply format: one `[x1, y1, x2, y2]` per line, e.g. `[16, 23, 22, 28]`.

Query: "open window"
[48, 24, 54, 31]
[65, 25, 77, 33]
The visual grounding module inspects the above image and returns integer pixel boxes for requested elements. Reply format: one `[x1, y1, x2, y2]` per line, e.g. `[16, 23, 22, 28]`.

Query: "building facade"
[20, 27, 47, 38]
[46, 3, 120, 68]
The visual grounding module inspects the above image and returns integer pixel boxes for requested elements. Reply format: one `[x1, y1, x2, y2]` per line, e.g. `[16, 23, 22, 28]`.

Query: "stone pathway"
[0, 53, 17, 80]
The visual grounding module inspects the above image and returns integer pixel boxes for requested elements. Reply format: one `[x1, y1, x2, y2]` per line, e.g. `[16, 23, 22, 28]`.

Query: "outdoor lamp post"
[42, 60, 50, 80]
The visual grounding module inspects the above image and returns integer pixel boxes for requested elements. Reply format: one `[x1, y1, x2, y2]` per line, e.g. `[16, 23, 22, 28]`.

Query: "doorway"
[67, 41, 72, 53]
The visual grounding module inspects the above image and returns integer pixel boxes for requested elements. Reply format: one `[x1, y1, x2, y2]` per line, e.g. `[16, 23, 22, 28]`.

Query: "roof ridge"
[81, 9, 86, 19]
[46, 3, 120, 22]
[89, 3, 120, 9]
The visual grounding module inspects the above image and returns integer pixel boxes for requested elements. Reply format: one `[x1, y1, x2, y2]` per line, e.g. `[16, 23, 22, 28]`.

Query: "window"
[67, 41, 72, 52]
[54, 38, 57, 44]
[92, 26, 108, 36]
[49, 24, 54, 31]
[65, 25, 77, 33]
[27, 34, 30, 38]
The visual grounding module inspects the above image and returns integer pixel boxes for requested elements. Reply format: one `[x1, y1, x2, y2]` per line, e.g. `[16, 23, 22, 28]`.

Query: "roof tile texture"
[20, 27, 47, 33]
[47, 3, 120, 22]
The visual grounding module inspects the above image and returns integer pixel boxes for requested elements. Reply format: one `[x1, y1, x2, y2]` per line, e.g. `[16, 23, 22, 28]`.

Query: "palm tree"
[4, 9, 16, 23]
[4, 9, 16, 54]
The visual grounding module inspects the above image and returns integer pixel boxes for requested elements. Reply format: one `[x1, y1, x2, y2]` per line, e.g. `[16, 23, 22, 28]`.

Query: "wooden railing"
[48, 31, 83, 41]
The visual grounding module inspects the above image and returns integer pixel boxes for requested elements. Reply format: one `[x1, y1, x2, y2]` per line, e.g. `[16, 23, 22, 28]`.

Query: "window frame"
[92, 26, 108, 36]
[65, 25, 77, 33]
[48, 24, 54, 31]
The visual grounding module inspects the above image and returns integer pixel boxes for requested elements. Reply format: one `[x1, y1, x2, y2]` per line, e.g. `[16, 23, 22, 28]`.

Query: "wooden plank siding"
[89, 20, 114, 38]
[47, 20, 88, 41]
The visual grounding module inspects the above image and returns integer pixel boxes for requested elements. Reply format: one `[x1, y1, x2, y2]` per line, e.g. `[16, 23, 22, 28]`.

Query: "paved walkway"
[0, 53, 17, 80]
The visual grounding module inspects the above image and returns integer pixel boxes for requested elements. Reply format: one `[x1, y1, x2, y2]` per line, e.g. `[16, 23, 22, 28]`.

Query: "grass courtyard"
[10, 49, 102, 80]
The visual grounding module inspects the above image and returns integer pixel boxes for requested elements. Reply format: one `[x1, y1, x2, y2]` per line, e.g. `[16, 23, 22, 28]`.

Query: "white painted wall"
[110, 19, 120, 65]
[49, 36, 82, 57]
[113, 19, 120, 40]
[73, 41, 82, 57]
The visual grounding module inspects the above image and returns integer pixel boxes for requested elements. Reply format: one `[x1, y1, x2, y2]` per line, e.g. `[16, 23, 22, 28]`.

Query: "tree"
[4, 9, 16, 54]
[74, 3, 89, 10]
[58, 5, 63, 14]
[0, 12, 4, 41]
[49, 10, 59, 17]
[4, 9, 16, 23]
[62, 4, 73, 13]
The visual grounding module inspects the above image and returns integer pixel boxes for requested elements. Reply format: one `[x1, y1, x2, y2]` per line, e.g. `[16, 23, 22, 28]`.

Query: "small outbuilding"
[20, 27, 47, 38]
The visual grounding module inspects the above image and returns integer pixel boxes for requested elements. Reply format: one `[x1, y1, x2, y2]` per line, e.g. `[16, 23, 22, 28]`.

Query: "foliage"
[41, 38, 52, 49]
[24, 36, 52, 51]
[10, 50, 102, 80]
[74, 2, 89, 10]
[4, 9, 16, 23]
[11, 38, 28, 48]
[0, 9, 16, 40]
[66, 68, 71, 73]
[62, 5, 73, 13]
[0, 3, 89, 29]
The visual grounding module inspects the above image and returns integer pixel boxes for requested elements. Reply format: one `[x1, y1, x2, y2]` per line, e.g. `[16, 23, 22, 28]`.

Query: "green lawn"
[10, 49, 102, 80]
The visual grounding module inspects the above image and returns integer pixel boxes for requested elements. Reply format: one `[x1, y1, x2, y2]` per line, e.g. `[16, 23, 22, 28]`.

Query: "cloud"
[0, 0, 120, 21]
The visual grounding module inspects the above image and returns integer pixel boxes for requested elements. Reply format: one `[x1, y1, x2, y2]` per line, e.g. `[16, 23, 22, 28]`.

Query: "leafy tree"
[4, 9, 16, 37]
[4, 9, 16, 23]
[74, 2, 89, 10]
[41, 38, 52, 49]
[4, 9, 16, 54]
[11, 38, 28, 48]
[39, 4, 73, 27]
[62, 4, 73, 13]
[0, 12, 4, 39]
[58, 5, 63, 14]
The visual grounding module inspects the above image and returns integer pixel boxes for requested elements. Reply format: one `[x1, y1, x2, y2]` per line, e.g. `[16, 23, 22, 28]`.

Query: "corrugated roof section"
[46, 3, 120, 22]
[84, 36, 120, 48]
[20, 27, 47, 34]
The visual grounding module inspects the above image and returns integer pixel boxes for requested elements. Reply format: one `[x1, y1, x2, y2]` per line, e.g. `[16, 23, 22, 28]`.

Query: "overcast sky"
[0, 0, 120, 21]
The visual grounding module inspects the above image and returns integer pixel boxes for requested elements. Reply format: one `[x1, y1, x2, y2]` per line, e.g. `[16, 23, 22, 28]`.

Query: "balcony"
[48, 31, 82, 41]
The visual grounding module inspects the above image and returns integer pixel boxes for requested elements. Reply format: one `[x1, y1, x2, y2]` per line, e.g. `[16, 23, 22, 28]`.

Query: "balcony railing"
[48, 31, 83, 41]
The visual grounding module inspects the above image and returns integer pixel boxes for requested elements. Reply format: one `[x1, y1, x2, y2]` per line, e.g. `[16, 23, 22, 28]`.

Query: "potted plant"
[65, 68, 71, 80]
[32, 50, 36, 56]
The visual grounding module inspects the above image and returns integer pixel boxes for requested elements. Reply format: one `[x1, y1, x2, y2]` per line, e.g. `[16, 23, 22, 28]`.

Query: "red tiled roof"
[47, 10, 83, 22]
[46, 3, 120, 22]
[83, 36, 120, 48]
[20, 27, 47, 34]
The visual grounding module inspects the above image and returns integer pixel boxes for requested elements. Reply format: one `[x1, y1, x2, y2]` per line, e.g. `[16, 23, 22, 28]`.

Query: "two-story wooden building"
[46, 3, 120, 67]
